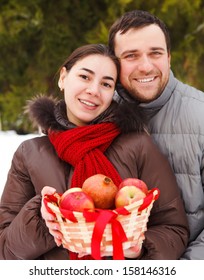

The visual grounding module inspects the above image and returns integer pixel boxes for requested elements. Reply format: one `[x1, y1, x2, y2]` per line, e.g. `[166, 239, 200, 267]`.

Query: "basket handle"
[43, 193, 61, 216]
[138, 188, 160, 212]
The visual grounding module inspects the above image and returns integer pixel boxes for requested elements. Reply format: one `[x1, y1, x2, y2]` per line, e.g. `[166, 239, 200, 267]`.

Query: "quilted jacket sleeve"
[180, 226, 204, 260]
[0, 143, 56, 259]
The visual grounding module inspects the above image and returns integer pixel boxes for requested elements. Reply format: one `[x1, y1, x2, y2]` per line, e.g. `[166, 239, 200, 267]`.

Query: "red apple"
[115, 186, 146, 208]
[60, 191, 95, 212]
[60, 187, 82, 201]
[119, 178, 148, 195]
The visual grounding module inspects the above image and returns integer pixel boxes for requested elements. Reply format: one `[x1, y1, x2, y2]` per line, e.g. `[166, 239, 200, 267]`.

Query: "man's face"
[114, 24, 171, 103]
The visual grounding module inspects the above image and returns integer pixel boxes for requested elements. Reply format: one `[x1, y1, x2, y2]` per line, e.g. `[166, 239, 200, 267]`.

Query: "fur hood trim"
[25, 95, 147, 134]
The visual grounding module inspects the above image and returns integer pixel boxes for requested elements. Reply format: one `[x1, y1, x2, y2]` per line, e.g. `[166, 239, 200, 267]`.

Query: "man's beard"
[128, 84, 164, 103]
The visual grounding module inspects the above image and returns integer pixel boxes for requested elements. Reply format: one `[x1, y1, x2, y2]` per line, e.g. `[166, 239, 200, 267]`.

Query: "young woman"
[0, 44, 189, 260]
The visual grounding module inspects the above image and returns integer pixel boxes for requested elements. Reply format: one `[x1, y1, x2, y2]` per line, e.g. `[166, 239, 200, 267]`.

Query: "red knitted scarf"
[48, 122, 123, 260]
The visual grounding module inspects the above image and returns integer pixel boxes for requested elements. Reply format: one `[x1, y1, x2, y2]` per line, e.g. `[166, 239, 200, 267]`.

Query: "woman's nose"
[85, 82, 100, 96]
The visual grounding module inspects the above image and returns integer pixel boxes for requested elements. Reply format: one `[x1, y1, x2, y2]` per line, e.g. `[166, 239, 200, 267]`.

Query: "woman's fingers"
[124, 244, 142, 258]
[41, 186, 56, 196]
[44, 218, 63, 246]
[40, 186, 62, 246]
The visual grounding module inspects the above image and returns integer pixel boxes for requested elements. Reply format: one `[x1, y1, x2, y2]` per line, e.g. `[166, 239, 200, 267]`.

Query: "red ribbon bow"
[83, 207, 130, 260]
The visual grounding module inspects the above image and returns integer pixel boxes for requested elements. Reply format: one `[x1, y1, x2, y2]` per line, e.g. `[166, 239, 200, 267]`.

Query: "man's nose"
[137, 55, 153, 73]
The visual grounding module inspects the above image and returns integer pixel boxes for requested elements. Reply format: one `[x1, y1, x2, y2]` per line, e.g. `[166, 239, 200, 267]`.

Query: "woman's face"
[58, 54, 117, 126]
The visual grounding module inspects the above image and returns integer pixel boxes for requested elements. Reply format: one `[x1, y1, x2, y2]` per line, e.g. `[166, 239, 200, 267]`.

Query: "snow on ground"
[0, 130, 40, 199]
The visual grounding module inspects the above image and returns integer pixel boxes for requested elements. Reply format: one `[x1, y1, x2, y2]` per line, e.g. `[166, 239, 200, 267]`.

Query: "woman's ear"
[58, 67, 67, 91]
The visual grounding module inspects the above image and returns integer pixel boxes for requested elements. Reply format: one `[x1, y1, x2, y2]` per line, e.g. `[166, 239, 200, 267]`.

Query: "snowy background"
[0, 131, 40, 199]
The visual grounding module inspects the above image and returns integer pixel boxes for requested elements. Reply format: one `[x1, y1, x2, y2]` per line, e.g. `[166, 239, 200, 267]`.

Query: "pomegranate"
[82, 174, 118, 209]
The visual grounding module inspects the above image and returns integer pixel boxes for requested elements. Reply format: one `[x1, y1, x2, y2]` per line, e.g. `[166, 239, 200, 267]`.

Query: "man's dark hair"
[108, 10, 171, 54]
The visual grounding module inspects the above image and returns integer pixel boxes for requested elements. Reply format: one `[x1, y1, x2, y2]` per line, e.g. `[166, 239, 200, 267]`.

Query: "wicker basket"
[46, 188, 159, 259]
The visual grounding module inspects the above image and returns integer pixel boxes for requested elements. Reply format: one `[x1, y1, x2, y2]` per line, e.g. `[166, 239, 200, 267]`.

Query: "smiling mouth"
[79, 99, 98, 107]
[136, 77, 155, 83]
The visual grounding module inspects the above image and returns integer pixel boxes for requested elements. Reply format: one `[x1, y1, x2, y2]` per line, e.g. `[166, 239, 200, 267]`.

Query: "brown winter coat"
[0, 96, 189, 259]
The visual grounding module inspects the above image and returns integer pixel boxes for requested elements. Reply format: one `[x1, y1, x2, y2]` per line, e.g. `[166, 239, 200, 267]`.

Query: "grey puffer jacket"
[0, 96, 189, 260]
[117, 70, 204, 260]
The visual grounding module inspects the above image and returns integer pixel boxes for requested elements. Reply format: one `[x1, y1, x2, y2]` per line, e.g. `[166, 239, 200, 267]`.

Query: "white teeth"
[137, 77, 154, 83]
[80, 99, 96, 107]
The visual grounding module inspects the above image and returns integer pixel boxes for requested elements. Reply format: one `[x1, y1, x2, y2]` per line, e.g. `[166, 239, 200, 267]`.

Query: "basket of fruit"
[44, 174, 160, 260]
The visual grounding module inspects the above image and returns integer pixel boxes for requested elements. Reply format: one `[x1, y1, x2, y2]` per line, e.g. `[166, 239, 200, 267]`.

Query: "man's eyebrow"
[80, 67, 115, 82]
[151, 47, 166, 51]
[120, 46, 166, 56]
[120, 49, 138, 57]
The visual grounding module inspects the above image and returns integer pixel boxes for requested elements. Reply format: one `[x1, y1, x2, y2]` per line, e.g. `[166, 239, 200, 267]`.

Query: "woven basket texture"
[47, 189, 158, 256]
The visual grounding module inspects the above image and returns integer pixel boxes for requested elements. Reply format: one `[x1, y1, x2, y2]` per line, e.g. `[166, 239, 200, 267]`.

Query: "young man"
[108, 10, 204, 260]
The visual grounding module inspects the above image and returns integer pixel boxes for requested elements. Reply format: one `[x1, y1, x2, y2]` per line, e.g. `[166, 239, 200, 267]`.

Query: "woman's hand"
[99, 244, 142, 259]
[124, 233, 144, 259]
[124, 244, 142, 258]
[41, 186, 63, 247]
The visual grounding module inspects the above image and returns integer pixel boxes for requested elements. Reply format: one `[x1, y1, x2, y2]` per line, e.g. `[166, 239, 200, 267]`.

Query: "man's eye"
[123, 53, 137, 61]
[151, 51, 163, 57]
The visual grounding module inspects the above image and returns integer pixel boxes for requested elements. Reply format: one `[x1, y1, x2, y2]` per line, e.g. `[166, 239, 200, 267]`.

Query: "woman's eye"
[102, 82, 112, 88]
[79, 74, 89, 80]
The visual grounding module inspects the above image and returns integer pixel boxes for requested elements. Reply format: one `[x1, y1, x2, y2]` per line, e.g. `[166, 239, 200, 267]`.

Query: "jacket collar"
[139, 70, 177, 118]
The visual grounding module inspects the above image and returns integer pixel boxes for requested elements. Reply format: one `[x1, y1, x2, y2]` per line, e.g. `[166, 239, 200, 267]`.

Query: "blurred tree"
[0, 0, 108, 132]
[0, 0, 204, 133]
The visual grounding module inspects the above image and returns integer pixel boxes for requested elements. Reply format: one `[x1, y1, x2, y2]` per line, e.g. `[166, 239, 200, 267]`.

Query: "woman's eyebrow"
[80, 67, 115, 81]
[80, 67, 94, 74]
